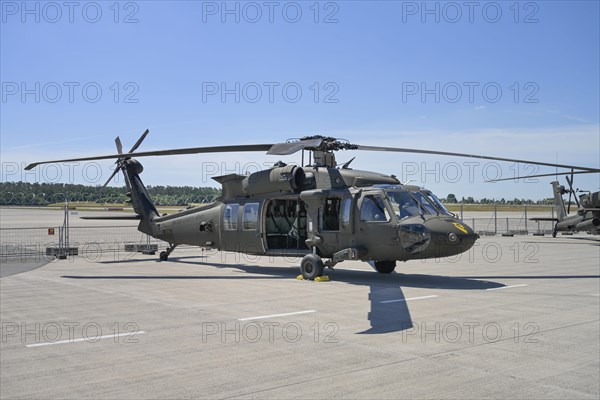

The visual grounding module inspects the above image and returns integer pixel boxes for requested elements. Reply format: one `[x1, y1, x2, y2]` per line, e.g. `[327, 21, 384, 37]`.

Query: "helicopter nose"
[423, 217, 478, 256]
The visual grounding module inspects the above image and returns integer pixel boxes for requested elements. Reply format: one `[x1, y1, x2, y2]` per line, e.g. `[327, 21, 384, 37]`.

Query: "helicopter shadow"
[97, 255, 209, 264]
[63, 257, 503, 335]
[332, 270, 503, 334]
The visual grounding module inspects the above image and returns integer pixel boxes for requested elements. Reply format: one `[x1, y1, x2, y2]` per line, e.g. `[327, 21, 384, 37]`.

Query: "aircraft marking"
[453, 222, 469, 234]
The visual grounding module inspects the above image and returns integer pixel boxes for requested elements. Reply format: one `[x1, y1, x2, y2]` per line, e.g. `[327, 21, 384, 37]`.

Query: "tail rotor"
[565, 171, 581, 214]
[102, 129, 149, 187]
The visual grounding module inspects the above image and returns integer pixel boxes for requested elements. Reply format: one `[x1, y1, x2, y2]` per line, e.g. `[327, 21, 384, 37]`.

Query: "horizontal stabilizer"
[79, 214, 141, 220]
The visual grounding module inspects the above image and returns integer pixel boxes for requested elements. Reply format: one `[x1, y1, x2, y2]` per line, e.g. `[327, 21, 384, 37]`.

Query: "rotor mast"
[312, 148, 336, 167]
[286, 136, 357, 168]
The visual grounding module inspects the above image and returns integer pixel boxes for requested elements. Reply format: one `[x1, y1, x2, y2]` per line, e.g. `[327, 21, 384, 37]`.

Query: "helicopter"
[543, 180, 600, 236]
[489, 171, 600, 237]
[25, 130, 600, 280]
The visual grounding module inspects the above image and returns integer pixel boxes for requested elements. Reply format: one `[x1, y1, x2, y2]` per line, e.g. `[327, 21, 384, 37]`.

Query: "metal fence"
[0, 219, 559, 258]
[0, 225, 167, 257]
[1, 227, 62, 257]
[466, 217, 555, 236]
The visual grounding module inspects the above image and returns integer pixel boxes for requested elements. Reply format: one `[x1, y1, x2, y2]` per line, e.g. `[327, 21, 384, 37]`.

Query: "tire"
[374, 260, 396, 273]
[300, 254, 324, 280]
[552, 231, 557, 238]
[159, 251, 168, 261]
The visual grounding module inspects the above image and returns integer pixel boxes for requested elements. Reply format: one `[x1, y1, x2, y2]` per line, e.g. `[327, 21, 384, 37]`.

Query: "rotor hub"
[283, 136, 359, 167]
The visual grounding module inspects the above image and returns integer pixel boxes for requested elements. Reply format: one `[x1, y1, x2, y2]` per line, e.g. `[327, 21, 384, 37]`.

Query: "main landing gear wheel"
[374, 260, 396, 273]
[300, 254, 325, 280]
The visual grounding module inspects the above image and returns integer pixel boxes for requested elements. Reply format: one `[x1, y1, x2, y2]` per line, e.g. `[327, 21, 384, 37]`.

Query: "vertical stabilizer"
[122, 159, 159, 236]
[551, 181, 567, 221]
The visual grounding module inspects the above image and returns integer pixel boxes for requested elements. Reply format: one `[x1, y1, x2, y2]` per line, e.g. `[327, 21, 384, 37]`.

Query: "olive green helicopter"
[25, 130, 600, 280]
[490, 171, 600, 237]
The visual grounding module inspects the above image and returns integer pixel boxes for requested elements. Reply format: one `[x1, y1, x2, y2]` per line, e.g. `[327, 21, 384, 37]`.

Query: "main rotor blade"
[128, 129, 149, 153]
[267, 139, 324, 155]
[486, 170, 600, 182]
[355, 145, 600, 172]
[25, 144, 274, 170]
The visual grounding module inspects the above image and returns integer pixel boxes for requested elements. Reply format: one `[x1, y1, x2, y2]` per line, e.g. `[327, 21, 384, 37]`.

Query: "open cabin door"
[263, 199, 308, 251]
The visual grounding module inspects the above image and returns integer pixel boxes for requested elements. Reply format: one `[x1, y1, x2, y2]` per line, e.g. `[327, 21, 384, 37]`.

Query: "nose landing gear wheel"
[300, 254, 325, 280]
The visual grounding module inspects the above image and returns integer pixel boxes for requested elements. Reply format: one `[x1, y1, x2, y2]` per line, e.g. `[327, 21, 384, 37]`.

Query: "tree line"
[442, 193, 554, 205]
[0, 182, 221, 206]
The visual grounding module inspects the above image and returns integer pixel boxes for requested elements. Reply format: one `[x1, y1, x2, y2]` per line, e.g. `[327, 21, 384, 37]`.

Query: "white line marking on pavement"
[380, 295, 439, 304]
[486, 284, 529, 291]
[239, 310, 317, 321]
[26, 331, 146, 348]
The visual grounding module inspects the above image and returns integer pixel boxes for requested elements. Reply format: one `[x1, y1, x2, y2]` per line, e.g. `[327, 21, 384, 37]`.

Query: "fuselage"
[150, 167, 478, 263]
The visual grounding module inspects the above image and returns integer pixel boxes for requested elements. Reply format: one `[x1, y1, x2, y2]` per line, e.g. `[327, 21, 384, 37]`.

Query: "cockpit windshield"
[411, 191, 440, 215]
[421, 190, 453, 216]
[387, 190, 436, 219]
[386, 190, 453, 219]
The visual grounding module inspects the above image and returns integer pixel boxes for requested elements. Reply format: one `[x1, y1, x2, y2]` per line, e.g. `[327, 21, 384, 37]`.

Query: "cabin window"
[360, 195, 390, 222]
[243, 203, 259, 230]
[322, 197, 341, 231]
[223, 204, 239, 230]
[341, 197, 352, 227]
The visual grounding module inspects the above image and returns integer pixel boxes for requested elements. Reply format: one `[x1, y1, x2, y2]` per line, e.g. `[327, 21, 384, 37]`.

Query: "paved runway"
[1, 235, 598, 399]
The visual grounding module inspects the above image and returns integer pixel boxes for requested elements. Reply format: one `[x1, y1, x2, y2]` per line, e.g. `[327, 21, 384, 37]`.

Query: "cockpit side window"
[341, 197, 352, 227]
[360, 195, 391, 222]
[322, 197, 341, 231]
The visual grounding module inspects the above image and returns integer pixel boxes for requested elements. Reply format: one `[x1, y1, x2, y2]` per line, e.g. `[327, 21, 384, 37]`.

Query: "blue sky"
[1, 0, 599, 200]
